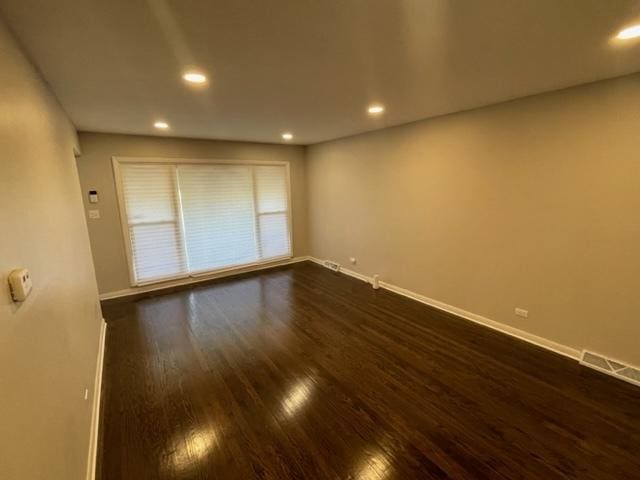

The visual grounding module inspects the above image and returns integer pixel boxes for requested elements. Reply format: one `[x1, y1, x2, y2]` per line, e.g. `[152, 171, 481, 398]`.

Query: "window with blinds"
[115, 159, 292, 285]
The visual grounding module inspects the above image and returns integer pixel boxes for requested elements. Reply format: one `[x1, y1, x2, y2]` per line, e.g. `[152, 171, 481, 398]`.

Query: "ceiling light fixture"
[368, 104, 385, 115]
[282, 132, 293, 141]
[182, 71, 207, 84]
[617, 25, 640, 39]
[154, 121, 169, 130]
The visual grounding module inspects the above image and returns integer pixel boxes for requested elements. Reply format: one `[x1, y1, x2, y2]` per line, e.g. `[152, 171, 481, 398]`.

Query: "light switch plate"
[88, 209, 100, 219]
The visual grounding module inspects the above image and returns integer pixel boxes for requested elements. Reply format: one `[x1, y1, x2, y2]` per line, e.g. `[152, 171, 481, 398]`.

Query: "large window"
[114, 158, 292, 285]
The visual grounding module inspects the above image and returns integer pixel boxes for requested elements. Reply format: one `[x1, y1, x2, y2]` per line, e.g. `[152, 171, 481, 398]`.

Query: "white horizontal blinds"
[120, 164, 187, 283]
[254, 165, 291, 259]
[117, 160, 292, 285]
[178, 165, 258, 272]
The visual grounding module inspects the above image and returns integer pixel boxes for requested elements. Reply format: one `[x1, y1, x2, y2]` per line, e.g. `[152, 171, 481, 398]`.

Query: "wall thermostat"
[88, 190, 99, 203]
[8, 268, 33, 302]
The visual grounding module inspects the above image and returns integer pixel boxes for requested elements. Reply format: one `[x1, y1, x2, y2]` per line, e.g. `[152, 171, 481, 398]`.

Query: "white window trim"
[112, 156, 294, 287]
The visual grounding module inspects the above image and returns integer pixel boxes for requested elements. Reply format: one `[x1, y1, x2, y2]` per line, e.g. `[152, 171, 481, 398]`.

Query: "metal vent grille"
[580, 351, 640, 387]
[323, 261, 340, 272]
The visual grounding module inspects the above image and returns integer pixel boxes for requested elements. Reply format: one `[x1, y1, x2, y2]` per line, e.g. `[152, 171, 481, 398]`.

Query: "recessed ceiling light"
[282, 132, 293, 141]
[368, 104, 385, 115]
[154, 121, 169, 130]
[617, 25, 640, 39]
[182, 71, 207, 84]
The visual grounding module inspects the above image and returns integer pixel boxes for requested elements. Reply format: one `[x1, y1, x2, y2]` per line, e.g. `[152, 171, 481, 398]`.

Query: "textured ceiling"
[2, 0, 640, 144]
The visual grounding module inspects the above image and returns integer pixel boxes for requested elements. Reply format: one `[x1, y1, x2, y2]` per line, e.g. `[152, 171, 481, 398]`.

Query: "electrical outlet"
[515, 308, 529, 318]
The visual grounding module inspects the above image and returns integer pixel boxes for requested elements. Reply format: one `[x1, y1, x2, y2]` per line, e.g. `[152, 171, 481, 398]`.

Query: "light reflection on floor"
[164, 426, 219, 474]
[355, 450, 393, 480]
[281, 376, 315, 418]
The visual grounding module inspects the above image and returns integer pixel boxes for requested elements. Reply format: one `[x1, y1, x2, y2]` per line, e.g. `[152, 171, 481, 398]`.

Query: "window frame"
[112, 156, 293, 287]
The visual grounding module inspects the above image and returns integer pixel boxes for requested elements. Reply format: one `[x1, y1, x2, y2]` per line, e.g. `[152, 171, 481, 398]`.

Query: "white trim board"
[378, 281, 580, 360]
[85, 318, 107, 480]
[99, 256, 310, 300]
[308, 257, 581, 361]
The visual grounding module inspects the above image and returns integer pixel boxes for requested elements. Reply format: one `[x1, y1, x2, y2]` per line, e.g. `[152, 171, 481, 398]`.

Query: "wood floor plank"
[99, 262, 640, 479]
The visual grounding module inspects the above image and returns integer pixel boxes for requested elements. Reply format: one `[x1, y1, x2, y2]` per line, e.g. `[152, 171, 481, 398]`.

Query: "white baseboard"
[309, 256, 581, 361]
[378, 280, 581, 360]
[97, 256, 635, 387]
[85, 318, 107, 480]
[99, 256, 311, 301]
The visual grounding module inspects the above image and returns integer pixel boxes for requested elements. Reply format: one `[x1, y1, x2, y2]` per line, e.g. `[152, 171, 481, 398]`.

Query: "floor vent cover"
[580, 351, 640, 387]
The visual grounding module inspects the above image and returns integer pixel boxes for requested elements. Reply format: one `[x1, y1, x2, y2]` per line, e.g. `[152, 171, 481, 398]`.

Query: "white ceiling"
[2, 0, 640, 145]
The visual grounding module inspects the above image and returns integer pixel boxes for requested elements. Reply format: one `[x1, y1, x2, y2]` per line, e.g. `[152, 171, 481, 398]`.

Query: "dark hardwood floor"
[99, 261, 640, 480]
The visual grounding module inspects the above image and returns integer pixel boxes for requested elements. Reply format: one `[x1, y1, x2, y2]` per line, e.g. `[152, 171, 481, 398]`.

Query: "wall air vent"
[323, 261, 340, 272]
[580, 351, 640, 387]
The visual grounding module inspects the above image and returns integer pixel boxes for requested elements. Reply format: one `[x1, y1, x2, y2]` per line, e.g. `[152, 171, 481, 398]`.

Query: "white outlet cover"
[515, 308, 529, 318]
[88, 209, 100, 219]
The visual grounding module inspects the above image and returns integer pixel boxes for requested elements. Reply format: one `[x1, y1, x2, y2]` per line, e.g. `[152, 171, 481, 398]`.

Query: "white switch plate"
[88, 209, 100, 219]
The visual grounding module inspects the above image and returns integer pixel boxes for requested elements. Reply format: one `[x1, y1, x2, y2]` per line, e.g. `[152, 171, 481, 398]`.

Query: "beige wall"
[76, 132, 309, 295]
[307, 74, 640, 367]
[0, 18, 102, 480]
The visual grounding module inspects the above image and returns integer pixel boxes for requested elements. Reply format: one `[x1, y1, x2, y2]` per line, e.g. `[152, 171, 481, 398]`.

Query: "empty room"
[1, 1, 640, 479]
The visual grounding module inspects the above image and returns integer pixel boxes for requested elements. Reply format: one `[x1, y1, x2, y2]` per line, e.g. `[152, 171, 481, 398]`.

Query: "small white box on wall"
[8, 268, 32, 302]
